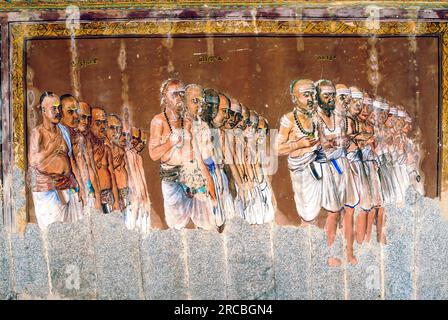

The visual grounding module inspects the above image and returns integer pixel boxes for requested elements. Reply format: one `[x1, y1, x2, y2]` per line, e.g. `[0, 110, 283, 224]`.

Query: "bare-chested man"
[132, 128, 152, 233]
[106, 114, 133, 226]
[315, 79, 355, 266]
[343, 86, 375, 262]
[29, 92, 85, 229]
[125, 126, 144, 230]
[255, 116, 277, 223]
[60, 95, 102, 216]
[402, 113, 425, 196]
[242, 110, 261, 224]
[77, 101, 102, 210]
[149, 79, 216, 230]
[225, 100, 251, 219]
[201, 90, 235, 225]
[355, 93, 385, 244]
[90, 107, 120, 213]
[185, 85, 225, 229]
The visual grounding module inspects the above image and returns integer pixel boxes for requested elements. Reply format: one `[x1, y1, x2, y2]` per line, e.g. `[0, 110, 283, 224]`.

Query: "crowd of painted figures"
[29, 92, 152, 233]
[277, 79, 424, 266]
[29, 77, 424, 266]
[148, 80, 277, 233]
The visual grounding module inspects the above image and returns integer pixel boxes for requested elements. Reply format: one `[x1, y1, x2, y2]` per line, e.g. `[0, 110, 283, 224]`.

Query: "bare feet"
[327, 257, 342, 267]
[355, 212, 367, 244]
[378, 233, 387, 245]
[347, 255, 358, 265]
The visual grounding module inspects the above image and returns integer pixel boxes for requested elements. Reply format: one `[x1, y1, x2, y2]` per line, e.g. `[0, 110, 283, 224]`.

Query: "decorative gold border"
[2, 1, 448, 12]
[9, 19, 448, 226]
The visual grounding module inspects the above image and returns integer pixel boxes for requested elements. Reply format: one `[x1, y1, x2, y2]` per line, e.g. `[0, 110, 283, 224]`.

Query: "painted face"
[185, 86, 204, 119]
[164, 82, 185, 113]
[367, 109, 377, 126]
[136, 131, 147, 153]
[78, 102, 91, 133]
[378, 108, 389, 125]
[257, 118, 268, 143]
[318, 85, 336, 112]
[91, 108, 107, 140]
[293, 80, 316, 113]
[236, 105, 250, 130]
[245, 111, 259, 137]
[349, 96, 363, 116]
[359, 96, 372, 121]
[395, 114, 406, 130]
[212, 94, 230, 128]
[107, 115, 122, 144]
[225, 99, 242, 129]
[403, 121, 412, 134]
[119, 131, 128, 148]
[42, 95, 61, 125]
[385, 112, 396, 128]
[61, 98, 79, 128]
[130, 127, 140, 149]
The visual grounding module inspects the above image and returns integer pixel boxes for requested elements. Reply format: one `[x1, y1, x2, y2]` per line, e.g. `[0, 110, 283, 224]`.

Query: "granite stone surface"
[10, 224, 49, 298]
[184, 229, 227, 300]
[46, 216, 97, 299]
[91, 213, 143, 300]
[272, 226, 311, 299]
[225, 218, 276, 300]
[140, 228, 188, 300]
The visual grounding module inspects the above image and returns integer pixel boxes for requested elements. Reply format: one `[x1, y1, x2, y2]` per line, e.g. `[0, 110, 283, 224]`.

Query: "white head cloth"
[336, 88, 351, 96]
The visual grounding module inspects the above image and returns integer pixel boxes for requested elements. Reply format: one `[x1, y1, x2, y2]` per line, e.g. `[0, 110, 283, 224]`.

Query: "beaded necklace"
[346, 115, 360, 134]
[293, 108, 315, 137]
[164, 108, 184, 147]
[164, 108, 184, 133]
[319, 112, 336, 133]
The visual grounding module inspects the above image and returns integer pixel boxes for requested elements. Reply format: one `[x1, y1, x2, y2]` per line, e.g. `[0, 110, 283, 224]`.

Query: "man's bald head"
[107, 114, 122, 144]
[236, 104, 250, 130]
[290, 79, 316, 113]
[136, 129, 147, 153]
[335, 83, 351, 113]
[130, 126, 140, 149]
[224, 97, 242, 129]
[60, 94, 79, 128]
[160, 78, 185, 113]
[90, 107, 107, 140]
[78, 101, 91, 133]
[348, 86, 363, 116]
[185, 84, 204, 119]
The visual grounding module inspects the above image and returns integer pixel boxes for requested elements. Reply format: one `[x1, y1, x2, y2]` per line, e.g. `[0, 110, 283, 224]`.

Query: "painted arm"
[86, 138, 102, 209]
[28, 128, 53, 167]
[69, 143, 86, 206]
[148, 116, 177, 161]
[107, 146, 120, 211]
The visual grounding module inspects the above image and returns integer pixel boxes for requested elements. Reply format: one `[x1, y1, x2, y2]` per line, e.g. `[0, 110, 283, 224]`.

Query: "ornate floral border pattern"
[1, 1, 448, 12]
[9, 19, 448, 228]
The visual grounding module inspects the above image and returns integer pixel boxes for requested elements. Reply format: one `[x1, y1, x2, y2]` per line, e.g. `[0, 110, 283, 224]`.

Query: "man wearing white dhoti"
[315, 80, 356, 266]
[149, 79, 216, 230]
[384, 105, 407, 206]
[343, 86, 375, 263]
[279, 79, 345, 267]
[29, 92, 85, 229]
[402, 115, 425, 196]
[186, 84, 223, 230]
[255, 116, 277, 224]
[355, 93, 386, 244]
[202, 91, 235, 227]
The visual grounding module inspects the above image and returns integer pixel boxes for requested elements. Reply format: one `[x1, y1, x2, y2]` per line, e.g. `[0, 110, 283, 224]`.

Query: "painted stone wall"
[0, 188, 447, 300]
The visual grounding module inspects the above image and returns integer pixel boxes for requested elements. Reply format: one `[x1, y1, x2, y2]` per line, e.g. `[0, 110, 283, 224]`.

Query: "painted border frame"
[8, 19, 448, 231]
[1, 1, 448, 12]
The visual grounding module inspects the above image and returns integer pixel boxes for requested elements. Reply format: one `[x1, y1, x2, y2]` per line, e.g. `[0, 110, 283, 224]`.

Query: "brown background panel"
[26, 35, 439, 228]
